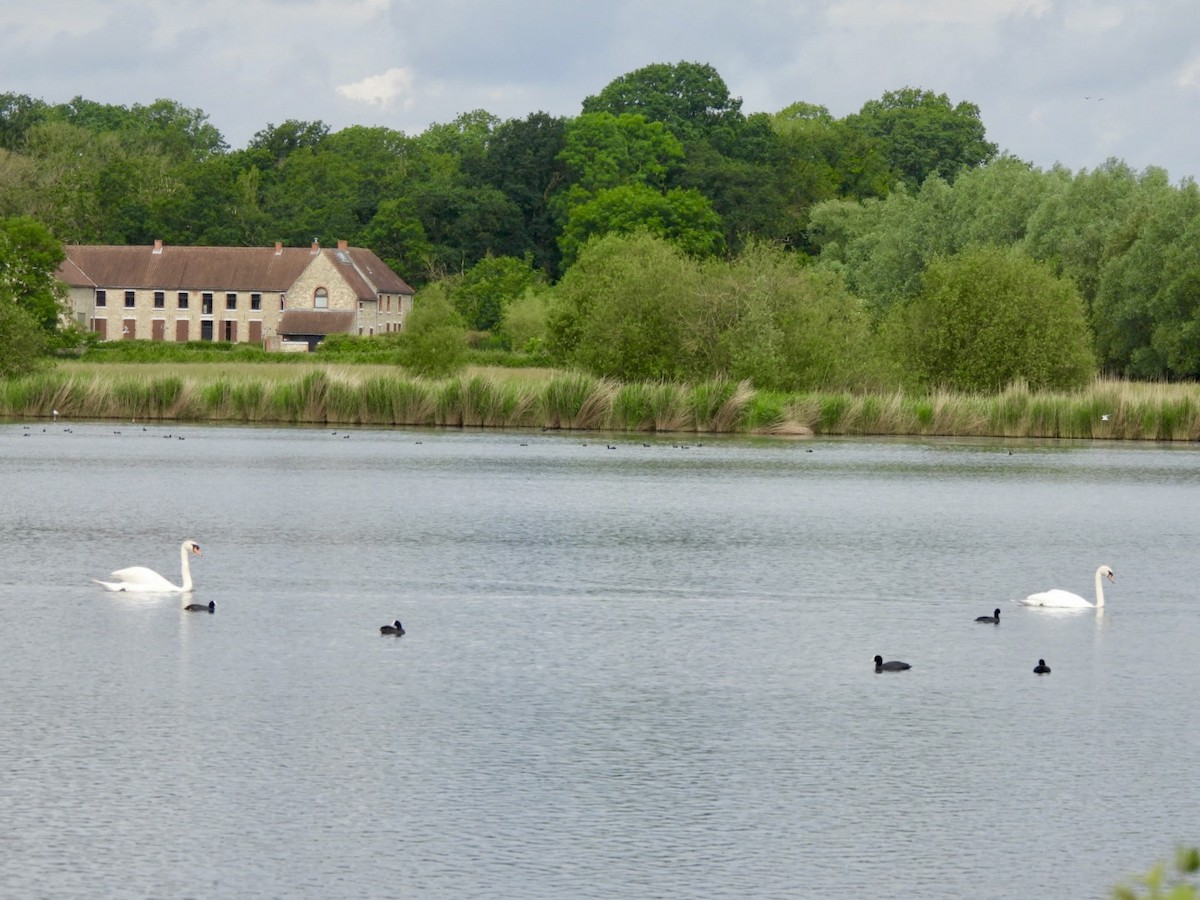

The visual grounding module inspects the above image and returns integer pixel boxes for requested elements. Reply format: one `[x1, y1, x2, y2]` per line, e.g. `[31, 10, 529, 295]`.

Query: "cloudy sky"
[4, 0, 1199, 180]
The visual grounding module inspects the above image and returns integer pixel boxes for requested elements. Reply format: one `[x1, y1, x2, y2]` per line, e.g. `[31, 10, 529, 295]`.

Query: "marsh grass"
[5, 368, 1200, 439]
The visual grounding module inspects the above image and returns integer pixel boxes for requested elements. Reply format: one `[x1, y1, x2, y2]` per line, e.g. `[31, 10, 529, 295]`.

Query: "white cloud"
[1061, 3, 1125, 32]
[336, 67, 416, 109]
[826, 0, 1049, 27]
[1178, 56, 1200, 89]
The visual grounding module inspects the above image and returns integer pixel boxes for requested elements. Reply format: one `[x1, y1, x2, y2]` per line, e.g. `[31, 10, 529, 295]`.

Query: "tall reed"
[6, 367, 1200, 440]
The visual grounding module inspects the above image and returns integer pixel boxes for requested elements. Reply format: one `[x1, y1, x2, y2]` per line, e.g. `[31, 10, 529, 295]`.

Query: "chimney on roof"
[337, 239, 348, 251]
[153, 239, 163, 254]
[311, 239, 320, 254]
[275, 242, 283, 255]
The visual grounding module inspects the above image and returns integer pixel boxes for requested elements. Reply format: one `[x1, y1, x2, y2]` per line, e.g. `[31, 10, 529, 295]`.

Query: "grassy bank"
[3, 365, 1200, 439]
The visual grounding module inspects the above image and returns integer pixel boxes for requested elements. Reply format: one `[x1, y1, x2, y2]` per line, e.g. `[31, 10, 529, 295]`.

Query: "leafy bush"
[1114, 846, 1200, 900]
[882, 245, 1095, 391]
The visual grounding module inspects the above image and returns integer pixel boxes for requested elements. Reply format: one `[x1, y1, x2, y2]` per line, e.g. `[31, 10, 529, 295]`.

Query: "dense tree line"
[2, 61, 1199, 389]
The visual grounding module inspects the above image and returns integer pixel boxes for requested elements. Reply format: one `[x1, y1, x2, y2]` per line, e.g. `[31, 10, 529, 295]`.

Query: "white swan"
[1019, 564, 1114, 608]
[94, 540, 202, 592]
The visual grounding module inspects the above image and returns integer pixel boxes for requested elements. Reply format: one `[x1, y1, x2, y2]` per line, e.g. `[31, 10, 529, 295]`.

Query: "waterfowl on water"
[184, 600, 215, 613]
[874, 655, 911, 672]
[94, 540, 202, 593]
[380, 620, 405, 635]
[1034, 659, 1051, 675]
[1020, 565, 1114, 610]
[975, 608, 1001, 624]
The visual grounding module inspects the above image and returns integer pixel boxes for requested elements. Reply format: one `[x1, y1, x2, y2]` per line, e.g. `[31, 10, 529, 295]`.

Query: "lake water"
[1, 421, 1198, 898]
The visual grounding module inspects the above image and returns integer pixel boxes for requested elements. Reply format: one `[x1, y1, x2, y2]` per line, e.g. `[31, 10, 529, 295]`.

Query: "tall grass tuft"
[611, 382, 656, 431]
[542, 371, 597, 429]
[459, 374, 536, 427]
[376, 377, 436, 426]
[435, 379, 464, 426]
[689, 379, 754, 433]
[610, 381, 692, 432]
[745, 391, 790, 433]
[541, 372, 616, 430]
[228, 379, 267, 421]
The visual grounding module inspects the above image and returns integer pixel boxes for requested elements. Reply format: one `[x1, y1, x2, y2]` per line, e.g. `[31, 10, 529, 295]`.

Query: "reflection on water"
[1, 423, 1198, 898]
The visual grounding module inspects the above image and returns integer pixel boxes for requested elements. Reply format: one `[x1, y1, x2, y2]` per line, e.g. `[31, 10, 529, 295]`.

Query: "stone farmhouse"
[58, 240, 415, 350]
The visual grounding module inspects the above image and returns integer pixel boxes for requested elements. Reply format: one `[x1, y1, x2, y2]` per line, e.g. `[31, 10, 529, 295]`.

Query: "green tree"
[124, 99, 227, 161]
[810, 179, 955, 313]
[475, 112, 570, 275]
[403, 284, 468, 377]
[559, 111, 684, 199]
[159, 156, 271, 246]
[581, 61, 744, 146]
[0, 92, 50, 151]
[702, 242, 878, 390]
[1148, 213, 1200, 377]
[845, 87, 997, 187]
[260, 147, 363, 245]
[362, 197, 433, 285]
[0, 215, 68, 332]
[499, 286, 553, 353]
[1023, 159, 1140, 309]
[244, 120, 331, 170]
[558, 183, 724, 265]
[882, 245, 1094, 391]
[0, 299, 46, 376]
[451, 255, 541, 332]
[1089, 168, 1198, 377]
[675, 114, 798, 253]
[772, 102, 894, 204]
[0, 215, 67, 373]
[809, 158, 1061, 315]
[549, 231, 701, 380]
[17, 121, 116, 241]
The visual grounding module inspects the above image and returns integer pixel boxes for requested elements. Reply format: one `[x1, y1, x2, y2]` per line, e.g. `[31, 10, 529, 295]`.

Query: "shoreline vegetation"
[3, 364, 1200, 440]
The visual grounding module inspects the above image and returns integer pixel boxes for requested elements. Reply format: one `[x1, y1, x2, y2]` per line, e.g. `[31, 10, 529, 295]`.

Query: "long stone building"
[58, 240, 415, 350]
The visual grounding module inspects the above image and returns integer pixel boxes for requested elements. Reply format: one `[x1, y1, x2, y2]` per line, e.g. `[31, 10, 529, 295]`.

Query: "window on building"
[251, 293, 262, 311]
[178, 292, 189, 309]
[154, 291, 165, 309]
[226, 292, 237, 310]
[280, 293, 286, 310]
[124, 290, 135, 308]
[314, 288, 328, 309]
[96, 290, 107, 308]
[202, 293, 213, 315]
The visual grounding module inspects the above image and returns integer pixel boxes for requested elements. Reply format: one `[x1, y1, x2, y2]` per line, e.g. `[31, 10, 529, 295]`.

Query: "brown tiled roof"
[57, 243, 414, 296]
[60, 245, 314, 292]
[345, 247, 414, 294]
[278, 310, 355, 335]
[57, 256, 95, 287]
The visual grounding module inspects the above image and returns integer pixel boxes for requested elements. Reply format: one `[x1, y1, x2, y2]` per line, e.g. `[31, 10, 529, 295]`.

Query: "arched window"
[314, 287, 328, 309]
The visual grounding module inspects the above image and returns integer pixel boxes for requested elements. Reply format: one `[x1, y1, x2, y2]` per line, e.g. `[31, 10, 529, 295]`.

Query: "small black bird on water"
[1034, 659, 1051, 675]
[184, 600, 215, 613]
[975, 608, 1001, 624]
[874, 655, 911, 672]
[380, 620, 405, 635]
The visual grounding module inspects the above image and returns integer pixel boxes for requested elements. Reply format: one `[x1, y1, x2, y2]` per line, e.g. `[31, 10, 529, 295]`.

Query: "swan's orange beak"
[1106, 570, 1115, 582]
[192, 544, 202, 556]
